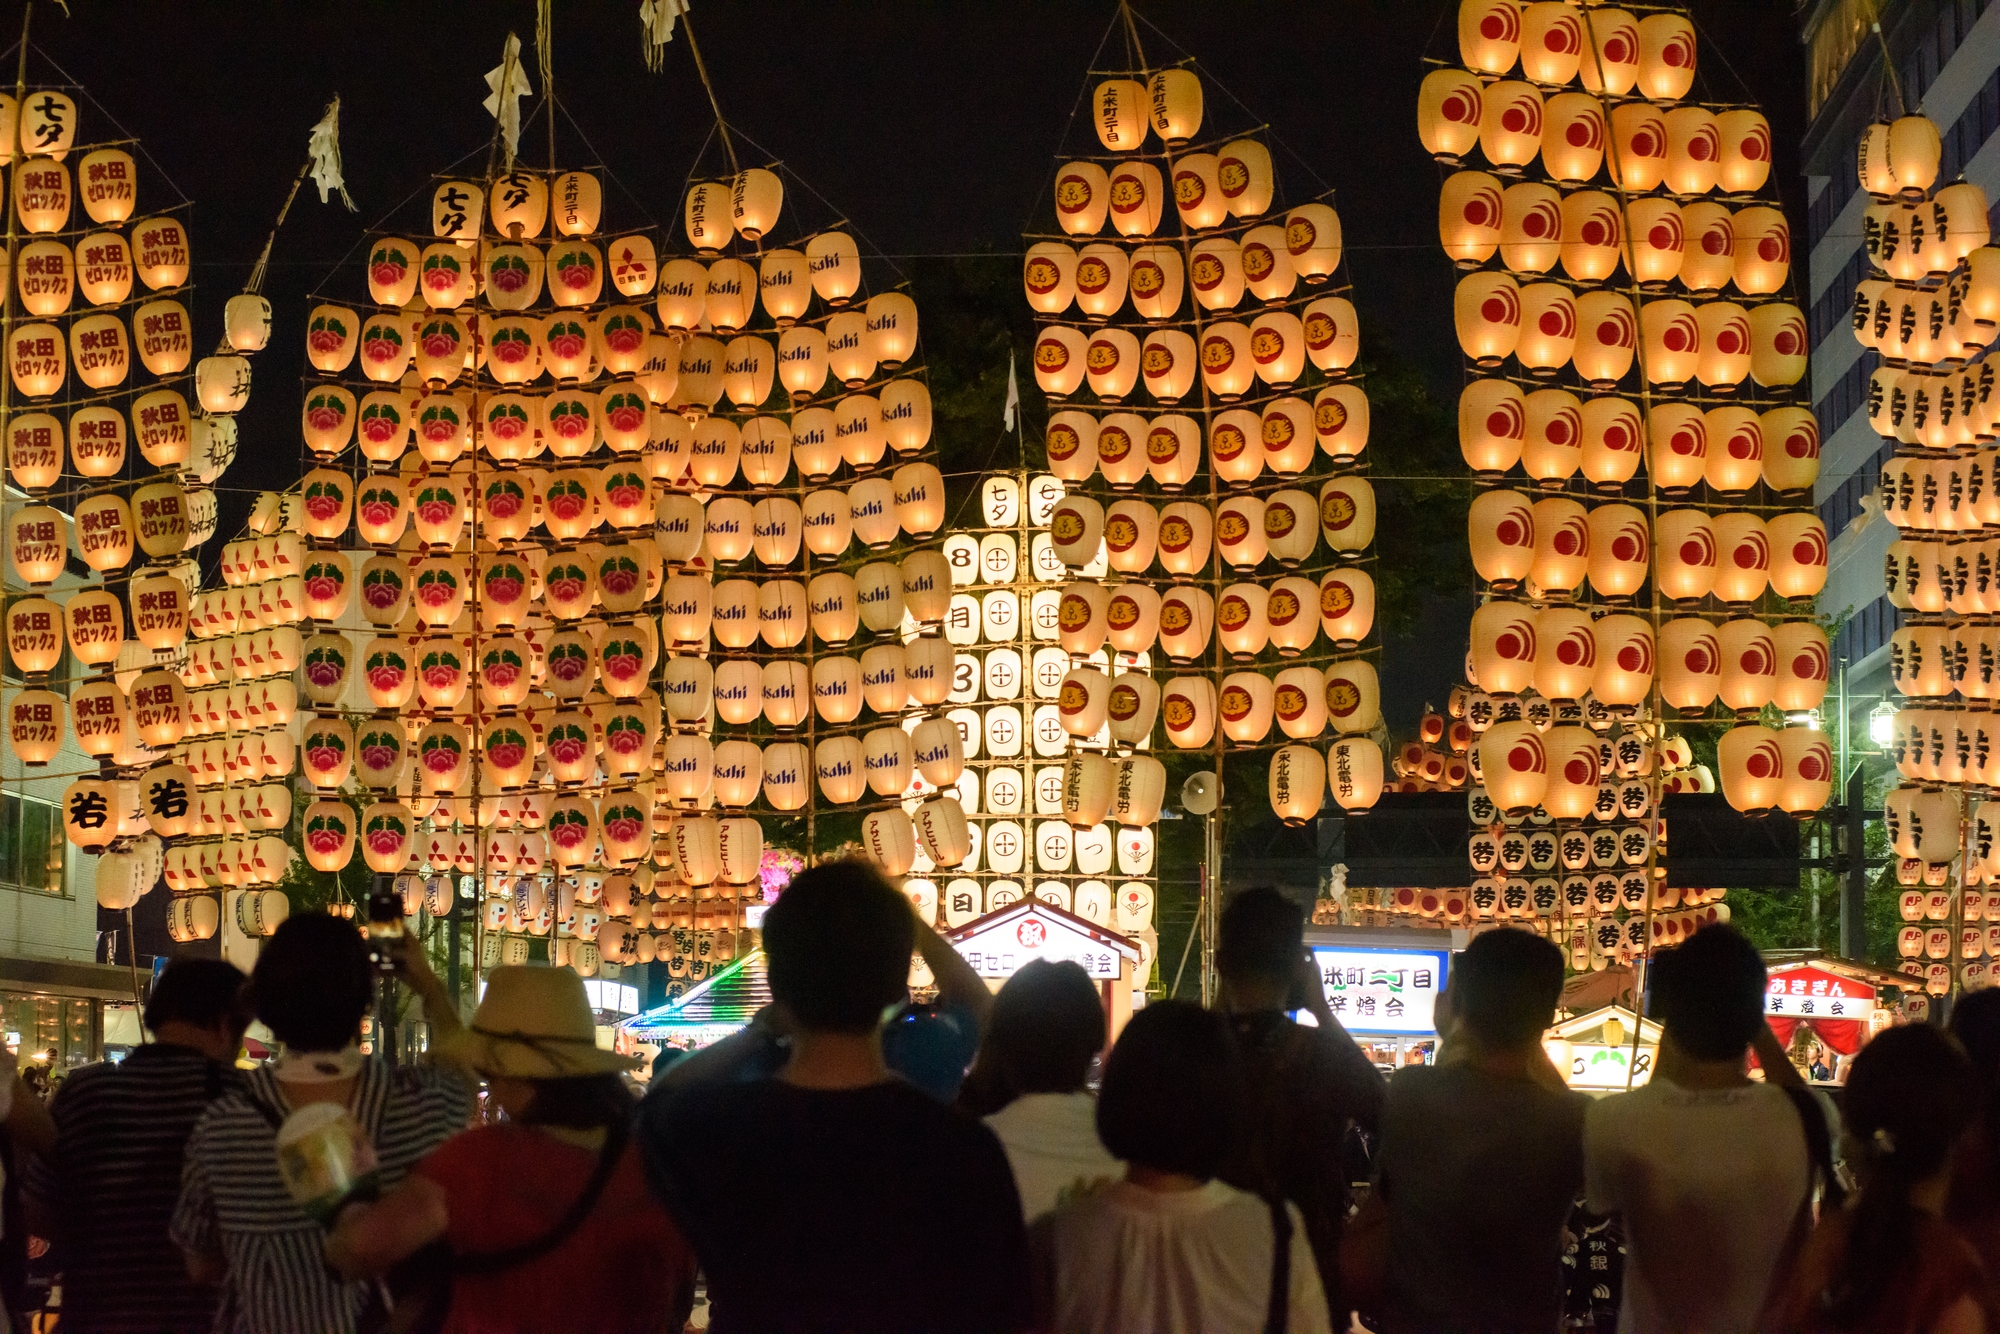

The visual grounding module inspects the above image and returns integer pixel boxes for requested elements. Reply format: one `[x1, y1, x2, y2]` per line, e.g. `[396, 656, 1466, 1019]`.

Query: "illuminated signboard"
[1308, 946, 1451, 1036]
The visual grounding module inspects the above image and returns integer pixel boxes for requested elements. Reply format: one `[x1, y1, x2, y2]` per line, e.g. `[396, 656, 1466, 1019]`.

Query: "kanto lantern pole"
[0, 2, 30, 656]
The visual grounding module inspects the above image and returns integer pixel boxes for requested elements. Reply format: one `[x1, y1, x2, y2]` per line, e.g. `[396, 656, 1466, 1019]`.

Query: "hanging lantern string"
[17, 42, 190, 210]
[1015, 8, 1121, 238]
[1117, 8, 1335, 204]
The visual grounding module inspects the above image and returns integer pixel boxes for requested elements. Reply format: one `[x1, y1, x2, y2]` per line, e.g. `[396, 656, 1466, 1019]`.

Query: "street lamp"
[1868, 700, 1898, 748]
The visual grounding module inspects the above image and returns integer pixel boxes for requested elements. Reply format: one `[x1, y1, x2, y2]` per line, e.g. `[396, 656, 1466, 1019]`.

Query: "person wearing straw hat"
[327, 966, 694, 1334]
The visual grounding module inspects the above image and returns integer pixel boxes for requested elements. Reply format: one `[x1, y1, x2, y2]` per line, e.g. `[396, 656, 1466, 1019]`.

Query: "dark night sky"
[17, 0, 1809, 720]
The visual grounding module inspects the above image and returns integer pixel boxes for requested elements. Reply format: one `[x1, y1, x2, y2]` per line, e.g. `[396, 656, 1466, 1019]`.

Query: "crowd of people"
[2, 861, 2000, 1330]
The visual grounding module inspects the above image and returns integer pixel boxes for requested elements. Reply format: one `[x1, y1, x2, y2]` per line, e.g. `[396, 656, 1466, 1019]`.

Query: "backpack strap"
[453, 1117, 630, 1275]
[1780, 1085, 1845, 1211]
[1266, 1195, 1293, 1334]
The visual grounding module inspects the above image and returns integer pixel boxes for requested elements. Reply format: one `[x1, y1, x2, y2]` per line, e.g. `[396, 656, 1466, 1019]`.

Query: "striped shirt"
[25, 1044, 239, 1333]
[171, 1060, 473, 1334]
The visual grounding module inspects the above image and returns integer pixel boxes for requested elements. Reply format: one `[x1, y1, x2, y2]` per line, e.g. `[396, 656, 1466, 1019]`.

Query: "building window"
[0, 795, 65, 896]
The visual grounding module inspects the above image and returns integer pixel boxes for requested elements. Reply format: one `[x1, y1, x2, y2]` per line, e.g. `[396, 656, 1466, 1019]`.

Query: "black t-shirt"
[640, 1076, 1031, 1334]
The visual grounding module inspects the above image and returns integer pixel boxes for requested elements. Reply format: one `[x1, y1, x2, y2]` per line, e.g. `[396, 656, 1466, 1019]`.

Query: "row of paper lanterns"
[1470, 718, 1829, 819]
[3, 385, 246, 488]
[426, 167, 780, 259]
[1047, 486, 1374, 574]
[1887, 707, 2000, 788]
[937, 574, 1378, 656]
[1033, 310, 1349, 402]
[1454, 4, 1700, 101]
[1862, 193, 1992, 287]
[1439, 176, 1791, 293]
[10, 217, 194, 312]
[1467, 498, 1827, 602]
[1459, 381, 1820, 494]
[1453, 274, 1806, 389]
[1885, 622, 2000, 699]
[1043, 391, 1369, 487]
[299, 382, 934, 483]
[302, 297, 916, 415]
[1868, 367, 2000, 453]
[1468, 602, 1828, 712]
[1855, 259, 1999, 368]
[281, 467, 945, 562]
[1883, 539, 2000, 615]
[1021, 231, 1349, 320]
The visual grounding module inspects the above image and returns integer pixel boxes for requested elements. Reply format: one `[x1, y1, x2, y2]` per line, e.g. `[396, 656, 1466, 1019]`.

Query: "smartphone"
[365, 885, 405, 972]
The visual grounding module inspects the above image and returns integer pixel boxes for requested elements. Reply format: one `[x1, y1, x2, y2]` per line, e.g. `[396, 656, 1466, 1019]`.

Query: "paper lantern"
[12, 154, 69, 232]
[1469, 489, 1535, 587]
[1541, 92, 1605, 184]
[1189, 236, 1245, 312]
[1635, 12, 1697, 100]
[1216, 585, 1270, 660]
[70, 494, 132, 573]
[1663, 106, 1720, 196]
[1717, 619, 1777, 713]
[1470, 600, 1539, 696]
[1053, 160, 1111, 235]
[1541, 726, 1602, 821]
[1459, 379, 1525, 476]
[7, 318, 63, 396]
[1749, 303, 1807, 387]
[1554, 191, 1622, 283]
[1480, 721, 1548, 815]
[1323, 660, 1382, 736]
[1584, 504, 1648, 600]
[1479, 81, 1544, 170]
[1328, 738, 1384, 812]
[1023, 242, 1076, 314]
[1419, 68, 1485, 161]
[1521, 390, 1581, 484]
[1714, 108, 1774, 194]
[1888, 113, 1942, 197]
[1318, 567, 1376, 650]
[1157, 502, 1214, 576]
[1086, 327, 1141, 400]
[1162, 677, 1217, 749]
[1455, 271, 1520, 367]
[1591, 615, 1654, 707]
[1572, 292, 1637, 388]
[1718, 725, 1781, 814]
[1772, 621, 1830, 712]
[1658, 617, 1721, 710]
[1767, 514, 1827, 601]
[1318, 478, 1375, 556]
[1532, 606, 1596, 702]
[1712, 513, 1771, 604]
[1033, 325, 1087, 398]
[1516, 283, 1577, 374]
[1049, 495, 1105, 569]
[1607, 101, 1669, 193]
[856, 562, 904, 632]
[1108, 160, 1166, 238]
[1528, 497, 1588, 594]
[1640, 298, 1701, 388]
[1775, 729, 1832, 817]
[1200, 322, 1256, 400]
[1500, 181, 1562, 273]
[63, 590, 123, 666]
[1695, 301, 1751, 389]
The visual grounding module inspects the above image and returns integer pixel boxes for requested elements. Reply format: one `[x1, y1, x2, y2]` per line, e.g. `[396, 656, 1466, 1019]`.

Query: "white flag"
[305, 96, 356, 212]
[483, 34, 535, 172]
[640, 0, 691, 72]
[1003, 350, 1021, 432]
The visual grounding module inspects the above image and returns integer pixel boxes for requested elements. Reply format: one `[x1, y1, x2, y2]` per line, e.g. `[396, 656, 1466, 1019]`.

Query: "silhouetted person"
[959, 958, 1121, 1220]
[1766, 1024, 2000, 1331]
[1368, 927, 1586, 1332]
[172, 916, 471, 1334]
[1032, 1000, 1331, 1333]
[27, 959, 242, 1334]
[1214, 887, 1383, 1316]
[326, 967, 694, 1333]
[1952, 989, 2000, 1277]
[1585, 925, 1828, 1334]
[639, 859, 1029, 1334]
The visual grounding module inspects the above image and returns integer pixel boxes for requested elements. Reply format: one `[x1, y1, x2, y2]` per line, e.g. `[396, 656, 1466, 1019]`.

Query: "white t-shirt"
[1585, 1079, 1823, 1334]
[983, 1092, 1121, 1222]
[1036, 1178, 1332, 1334]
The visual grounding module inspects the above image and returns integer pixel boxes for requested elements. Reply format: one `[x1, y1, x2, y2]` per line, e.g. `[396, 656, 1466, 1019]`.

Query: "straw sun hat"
[445, 965, 639, 1079]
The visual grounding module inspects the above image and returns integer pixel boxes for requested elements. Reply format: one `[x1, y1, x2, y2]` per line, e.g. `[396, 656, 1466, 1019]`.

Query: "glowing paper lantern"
[1419, 69, 1485, 161]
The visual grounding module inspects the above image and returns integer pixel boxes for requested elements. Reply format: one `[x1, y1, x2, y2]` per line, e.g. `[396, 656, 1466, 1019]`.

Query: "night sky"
[18, 0, 1809, 721]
